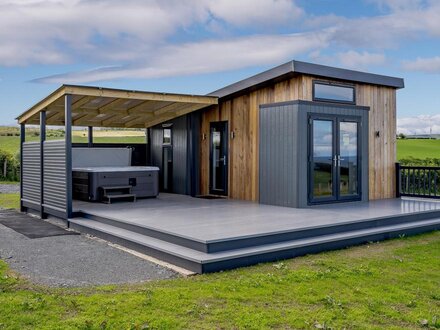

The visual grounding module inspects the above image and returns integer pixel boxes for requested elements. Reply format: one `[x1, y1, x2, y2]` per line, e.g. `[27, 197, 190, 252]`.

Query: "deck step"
[69, 217, 440, 274]
[103, 194, 136, 204]
[102, 185, 132, 191]
[78, 208, 440, 253]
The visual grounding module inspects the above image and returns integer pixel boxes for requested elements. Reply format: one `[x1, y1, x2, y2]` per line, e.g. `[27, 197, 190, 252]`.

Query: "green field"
[397, 139, 440, 160]
[0, 135, 145, 155]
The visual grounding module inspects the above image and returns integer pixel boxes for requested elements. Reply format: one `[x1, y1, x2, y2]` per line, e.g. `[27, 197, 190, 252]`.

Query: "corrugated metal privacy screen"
[43, 140, 66, 211]
[22, 142, 41, 204]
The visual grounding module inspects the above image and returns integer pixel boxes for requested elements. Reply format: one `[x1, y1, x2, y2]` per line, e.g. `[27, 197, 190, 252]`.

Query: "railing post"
[395, 162, 401, 198]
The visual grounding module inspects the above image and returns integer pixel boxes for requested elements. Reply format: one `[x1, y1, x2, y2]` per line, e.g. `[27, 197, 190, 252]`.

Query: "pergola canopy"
[17, 85, 218, 128]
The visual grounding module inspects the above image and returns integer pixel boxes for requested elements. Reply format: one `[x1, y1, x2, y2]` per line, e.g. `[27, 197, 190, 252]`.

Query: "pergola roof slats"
[17, 84, 218, 128]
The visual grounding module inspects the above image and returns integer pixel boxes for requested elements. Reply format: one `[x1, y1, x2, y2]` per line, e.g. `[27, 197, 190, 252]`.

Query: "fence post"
[395, 162, 401, 198]
[3, 159, 6, 178]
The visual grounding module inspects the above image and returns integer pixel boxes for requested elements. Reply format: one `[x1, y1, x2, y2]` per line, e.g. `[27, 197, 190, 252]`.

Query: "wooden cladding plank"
[199, 105, 220, 195]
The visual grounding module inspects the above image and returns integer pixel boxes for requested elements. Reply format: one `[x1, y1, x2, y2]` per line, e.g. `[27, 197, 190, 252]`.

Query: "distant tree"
[397, 133, 406, 139]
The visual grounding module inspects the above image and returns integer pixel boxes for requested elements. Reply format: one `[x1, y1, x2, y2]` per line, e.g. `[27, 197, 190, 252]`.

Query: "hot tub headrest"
[72, 147, 132, 168]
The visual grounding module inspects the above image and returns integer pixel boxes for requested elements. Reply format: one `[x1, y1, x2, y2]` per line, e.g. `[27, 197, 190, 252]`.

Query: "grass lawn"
[0, 193, 19, 210]
[397, 139, 440, 160]
[0, 231, 438, 329]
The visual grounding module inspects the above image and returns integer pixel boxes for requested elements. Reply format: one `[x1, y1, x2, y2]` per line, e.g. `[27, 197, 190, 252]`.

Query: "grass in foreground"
[0, 230, 439, 329]
[397, 139, 440, 160]
[0, 193, 19, 210]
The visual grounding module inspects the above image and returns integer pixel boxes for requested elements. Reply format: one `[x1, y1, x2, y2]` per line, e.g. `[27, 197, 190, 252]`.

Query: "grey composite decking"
[70, 194, 440, 273]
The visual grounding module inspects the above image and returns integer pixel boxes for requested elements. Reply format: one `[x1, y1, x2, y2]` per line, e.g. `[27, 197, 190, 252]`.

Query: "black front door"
[161, 127, 173, 192]
[308, 115, 361, 204]
[209, 121, 228, 196]
[162, 146, 172, 192]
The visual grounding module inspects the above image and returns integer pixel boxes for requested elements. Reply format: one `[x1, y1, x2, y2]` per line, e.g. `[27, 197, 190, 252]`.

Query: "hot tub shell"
[73, 166, 159, 202]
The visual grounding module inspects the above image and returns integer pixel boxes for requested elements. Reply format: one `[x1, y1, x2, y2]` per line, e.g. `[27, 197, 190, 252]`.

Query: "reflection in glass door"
[209, 121, 228, 196]
[311, 120, 335, 201]
[339, 121, 359, 198]
[309, 115, 360, 204]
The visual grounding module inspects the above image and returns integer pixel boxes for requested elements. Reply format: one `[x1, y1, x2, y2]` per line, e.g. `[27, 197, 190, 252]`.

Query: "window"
[313, 81, 355, 104]
[163, 128, 172, 144]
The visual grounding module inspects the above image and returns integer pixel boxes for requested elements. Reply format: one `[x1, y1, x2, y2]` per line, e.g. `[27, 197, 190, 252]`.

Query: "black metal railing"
[396, 163, 440, 199]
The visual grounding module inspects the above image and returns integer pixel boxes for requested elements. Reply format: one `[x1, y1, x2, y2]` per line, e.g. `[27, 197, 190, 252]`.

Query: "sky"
[0, 0, 440, 135]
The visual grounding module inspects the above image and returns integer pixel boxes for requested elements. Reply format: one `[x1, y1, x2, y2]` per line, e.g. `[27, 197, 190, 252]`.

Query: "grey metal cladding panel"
[150, 115, 189, 195]
[150, 127, 162, 168]
[22, 142, 41, 203]
[171, 115, 188, 195]
[259, 104, 296, 207]
[43, 140, 66, 209]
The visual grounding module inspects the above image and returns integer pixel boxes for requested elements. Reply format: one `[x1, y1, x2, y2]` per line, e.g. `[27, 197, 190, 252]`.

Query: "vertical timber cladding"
[22, 142, 41, 208]
[200, 74, 397, 201]
[43, 140, 67, 216]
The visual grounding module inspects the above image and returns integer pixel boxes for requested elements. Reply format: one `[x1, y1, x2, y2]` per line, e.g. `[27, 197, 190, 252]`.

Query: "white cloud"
[314, 2, 440, 49]
[208, 0, 303, 27]
[368, 0, 426, 12]
[336, 50, 386, 69]
[402, 56, 440, 73]
[0, 0, 304, 66]
[35, 32, 328, 83]
[397, 115, 440, 135]
[3, 0, 440, 83]
[311, 50, 387, 70]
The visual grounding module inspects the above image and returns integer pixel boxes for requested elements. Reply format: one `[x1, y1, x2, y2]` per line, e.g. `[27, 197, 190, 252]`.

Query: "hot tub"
[73, 166, 159, 202]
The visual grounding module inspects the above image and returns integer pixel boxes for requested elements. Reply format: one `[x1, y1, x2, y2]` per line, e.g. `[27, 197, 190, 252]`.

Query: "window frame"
[312, 80, 356, 105]
[162, 126, 172, 145]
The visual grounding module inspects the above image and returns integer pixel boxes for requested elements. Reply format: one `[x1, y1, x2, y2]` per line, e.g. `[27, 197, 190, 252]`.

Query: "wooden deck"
[70, 194, 440, 273]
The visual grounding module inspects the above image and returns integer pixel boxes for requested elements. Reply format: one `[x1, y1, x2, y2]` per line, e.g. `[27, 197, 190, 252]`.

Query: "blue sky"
[1, 0, 440, 134]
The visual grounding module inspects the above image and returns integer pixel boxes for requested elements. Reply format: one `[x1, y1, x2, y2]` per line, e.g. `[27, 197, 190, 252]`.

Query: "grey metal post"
[88, 126, 93, 147]
[40, 111, 47, 219]
[65, 95, 73, 219]
[20, 124, 26, 212]
[145, 128, 150, 165]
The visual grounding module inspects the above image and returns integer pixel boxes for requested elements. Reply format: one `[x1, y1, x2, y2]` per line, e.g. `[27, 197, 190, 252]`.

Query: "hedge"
[0, 149, 20, 182]
[399, 157, 440, 167]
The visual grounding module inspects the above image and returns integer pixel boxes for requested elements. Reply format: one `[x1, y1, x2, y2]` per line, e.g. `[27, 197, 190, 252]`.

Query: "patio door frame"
[308, 113, 362, 205]
[209, 121, 229, 196]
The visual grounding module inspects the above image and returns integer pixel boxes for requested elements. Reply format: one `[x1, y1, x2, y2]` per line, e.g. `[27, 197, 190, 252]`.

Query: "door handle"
[336, 155, 346, 167]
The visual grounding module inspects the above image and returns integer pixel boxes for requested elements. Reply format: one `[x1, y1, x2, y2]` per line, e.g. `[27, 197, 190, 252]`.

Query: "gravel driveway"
[0, 183, 20, 194]
[0, 211, 178, 287]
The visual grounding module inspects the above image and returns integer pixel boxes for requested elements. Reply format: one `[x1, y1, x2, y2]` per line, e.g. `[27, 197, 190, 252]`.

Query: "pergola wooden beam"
[17, 84, 218, 128]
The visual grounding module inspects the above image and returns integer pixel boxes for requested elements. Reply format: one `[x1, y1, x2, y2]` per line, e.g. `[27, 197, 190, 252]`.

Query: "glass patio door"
[309, 115, 360, 204]
[209, 121, 228, 196]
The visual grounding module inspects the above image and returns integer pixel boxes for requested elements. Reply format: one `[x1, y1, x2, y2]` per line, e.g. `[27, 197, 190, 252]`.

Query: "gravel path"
[0, 183, 20, 194]
[0, 211, 178, 287]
